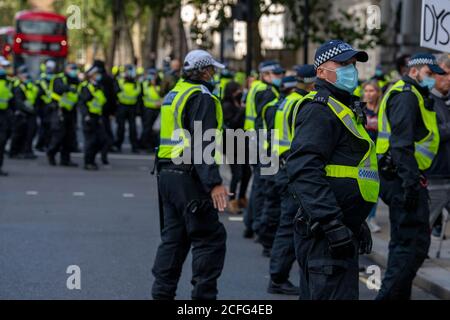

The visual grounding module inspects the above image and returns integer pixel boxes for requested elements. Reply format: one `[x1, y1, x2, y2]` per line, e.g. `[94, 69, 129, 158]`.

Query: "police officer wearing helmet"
[139, 68, 161, 152]
[36, 59, 58, 152]
[79, 66, 109, 170]
[114, 64, 141, 153]
[244, 61, 283, 239]
[376, 53, 445, 300]
[152, 49, 228, 300]
[0, 57, 13, 176]
[10, 65, 39, 160]
[268, 65, 316, 295]
[286, 40, 379, 300]
[47, 63, 79, 167]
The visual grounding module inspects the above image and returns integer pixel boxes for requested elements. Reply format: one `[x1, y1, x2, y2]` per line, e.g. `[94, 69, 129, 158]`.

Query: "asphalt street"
[0, 154, 438, 299]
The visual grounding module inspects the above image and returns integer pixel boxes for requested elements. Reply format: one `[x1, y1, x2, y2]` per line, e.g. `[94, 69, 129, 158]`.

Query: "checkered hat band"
[314, 47, 351, 68]
[283, 81, 298, 88]
[259, 65, 279, 73]
[301, 76, 316, 83]
[185, 57, 214, 70]
[408, 58, 435, 67]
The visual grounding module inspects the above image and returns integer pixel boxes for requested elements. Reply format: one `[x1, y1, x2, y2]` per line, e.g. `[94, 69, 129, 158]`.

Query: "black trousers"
[258, 175, 281, 249]
[294, 213, 360, 300]
[83, 117, 109, 165]
[269, 167, 297, 283]
[48, 110, 76, 163]
[0, 111, 12, 168]
[10, 113, 37, 156]
[376, 175, 430, 300]
[244, 165, 266, 232]
[152, 169, 227, 300]
[139, 107, 160, 151]
[115, 104, 137, 150]
[36, 106, 52, 150]
[229, 163, 251, 200]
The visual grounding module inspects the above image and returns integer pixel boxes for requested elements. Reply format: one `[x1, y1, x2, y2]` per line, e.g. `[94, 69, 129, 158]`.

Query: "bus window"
[17, 20, 66, 36]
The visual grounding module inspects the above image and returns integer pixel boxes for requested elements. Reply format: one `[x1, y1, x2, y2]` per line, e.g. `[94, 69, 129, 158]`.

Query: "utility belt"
[151, 154, 194, 175]
[379, 151, 428, 187]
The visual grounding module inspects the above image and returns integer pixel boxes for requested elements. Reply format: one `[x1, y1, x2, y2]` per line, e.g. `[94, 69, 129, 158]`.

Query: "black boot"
[47, 154, 56, 166]
[243, 228, 254, 239]
[267, 280, 300, 296]
[84, 163, 99, 171]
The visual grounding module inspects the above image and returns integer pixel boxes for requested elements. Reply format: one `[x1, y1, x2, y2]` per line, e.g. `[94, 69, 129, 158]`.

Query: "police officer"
[36, 59, 58, 152]
[0, 58, 13, 176]
[243, 61, 283, 238]
[10, 66, 39, 160]
[79, 66, 109, 170]
[267, 65, 316, 295]
[139, 68, 161, 152]
[152, 49, 228, 300]
[258, 73, 287, 257]
[376, 53, 444, 300]
[217, 68, 234, 99]
[287, 40, 378, 300]
[47, 63, 79, 167]
[114, 64, 141, 153]
[93, 60, 116, 153]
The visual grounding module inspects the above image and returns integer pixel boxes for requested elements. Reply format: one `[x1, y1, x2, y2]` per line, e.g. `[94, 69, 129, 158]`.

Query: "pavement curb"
[367, 236, 450, 300]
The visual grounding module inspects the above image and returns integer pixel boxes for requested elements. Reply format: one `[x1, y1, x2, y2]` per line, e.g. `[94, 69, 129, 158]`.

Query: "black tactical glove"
[358, 221, 372, 255]
[403, 186, 419, 212]
[322, 219, 355, 259]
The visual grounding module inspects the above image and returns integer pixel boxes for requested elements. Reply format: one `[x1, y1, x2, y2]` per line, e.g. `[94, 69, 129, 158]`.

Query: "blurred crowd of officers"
[0, 56, 183, 172]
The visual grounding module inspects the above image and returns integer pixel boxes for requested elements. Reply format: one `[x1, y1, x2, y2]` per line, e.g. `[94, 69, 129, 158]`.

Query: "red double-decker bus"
[13, 11, 68, 78]
[0, 26, 14, 60]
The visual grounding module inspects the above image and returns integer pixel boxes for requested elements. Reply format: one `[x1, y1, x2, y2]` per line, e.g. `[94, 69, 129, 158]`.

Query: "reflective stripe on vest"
[244, 80, 267, 131]
[86, 84, 106, 115]
[376, 79, 439, 170]
[272, 91, 304, 156]
[19, 82, 39, 106]
[39, 76, 56, 104]
[117, 79, 140, 105]
[292, 91, 380, 203]
[0, 79, 13, 110]
[158, 80, 223, 161]
[142, 81, 161, 108]
[52, 78, 79, 111]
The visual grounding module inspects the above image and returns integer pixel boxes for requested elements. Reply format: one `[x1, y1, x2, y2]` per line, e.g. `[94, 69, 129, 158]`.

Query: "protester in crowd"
[222, 81, 251, 214]
[363, 79, 382, 233]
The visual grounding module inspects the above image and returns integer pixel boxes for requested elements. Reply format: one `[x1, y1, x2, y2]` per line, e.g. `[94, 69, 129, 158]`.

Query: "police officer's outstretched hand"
[322, 219, 355, 259]
[403, 186, 419, 212]
[358, 221, 372, 255]
[211, 184, 231, 212]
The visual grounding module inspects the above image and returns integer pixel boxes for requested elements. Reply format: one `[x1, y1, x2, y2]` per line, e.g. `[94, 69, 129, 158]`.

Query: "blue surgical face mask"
[0, 69, 6, 76]
[146, 75, 155, 81]
[95, 74, 102, 82]
[419, 76, 436, 90]
[272, 78, 282, 87]
[375, 69, 383, 77]
[68, 70, 78, 78]
[332, 64, 359, 93]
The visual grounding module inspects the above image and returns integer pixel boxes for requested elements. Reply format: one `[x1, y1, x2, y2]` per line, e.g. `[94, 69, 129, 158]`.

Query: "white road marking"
[26, 191, 38, 196]
[123, 193, 135, 198]
[228, 216, 244, 222]
[73, 192, 85, 197]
